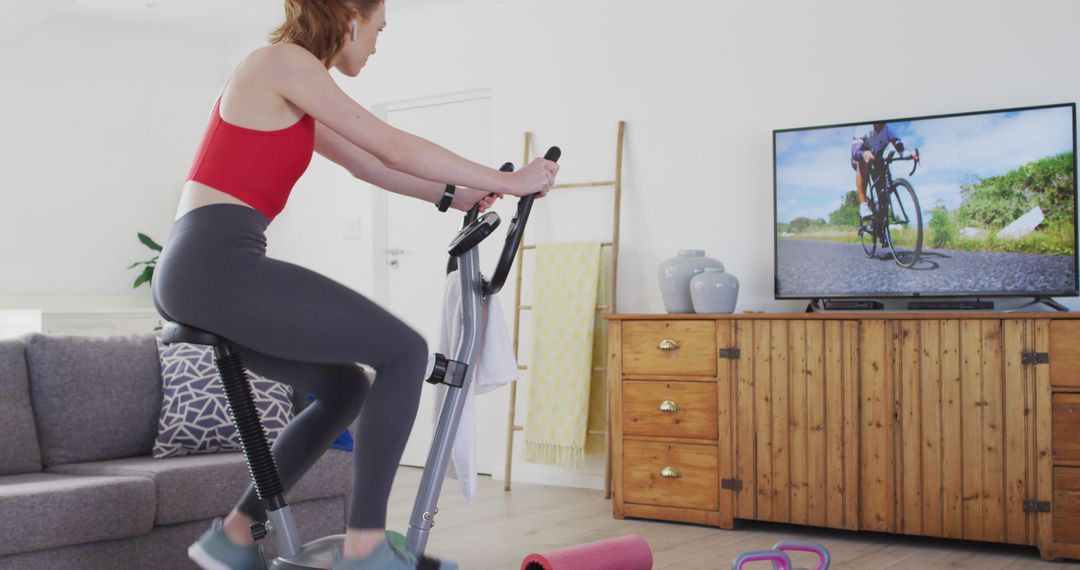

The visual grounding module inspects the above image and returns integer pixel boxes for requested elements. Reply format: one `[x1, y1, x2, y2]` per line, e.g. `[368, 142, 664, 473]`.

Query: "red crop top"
[187, 96, 316, 221]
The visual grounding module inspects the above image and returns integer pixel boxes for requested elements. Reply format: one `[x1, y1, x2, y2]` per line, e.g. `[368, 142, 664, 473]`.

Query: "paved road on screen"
[776, 239, 1075, 296]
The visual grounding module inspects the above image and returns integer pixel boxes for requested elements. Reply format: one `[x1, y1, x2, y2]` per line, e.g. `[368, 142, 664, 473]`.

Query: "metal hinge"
[1022, 352, 1050, 365]
[1023, 499, 1051, 514]
[719, 348, 741, 360]
[721, 478, 743, 491]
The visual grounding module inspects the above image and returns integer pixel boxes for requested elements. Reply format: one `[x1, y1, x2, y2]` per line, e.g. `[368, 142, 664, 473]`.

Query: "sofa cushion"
[0, 472, 156, 556]
[47, 449, 352, 525]
[154, 339, 294, 458]
[24, 333, 162, 467]
[0, 339, 42, 475]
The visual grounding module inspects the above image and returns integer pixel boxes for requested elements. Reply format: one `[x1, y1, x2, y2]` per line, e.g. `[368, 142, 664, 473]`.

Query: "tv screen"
[773, 103, 1078, 300]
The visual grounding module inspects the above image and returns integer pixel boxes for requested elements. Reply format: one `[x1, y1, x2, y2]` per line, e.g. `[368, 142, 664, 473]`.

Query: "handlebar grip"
[516, 146, 561, 211]
[485, 147, 561, 295]
[514, 146, 560, 237]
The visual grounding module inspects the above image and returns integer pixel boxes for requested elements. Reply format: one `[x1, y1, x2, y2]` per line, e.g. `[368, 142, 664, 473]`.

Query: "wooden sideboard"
[607, 313, 1080, 561]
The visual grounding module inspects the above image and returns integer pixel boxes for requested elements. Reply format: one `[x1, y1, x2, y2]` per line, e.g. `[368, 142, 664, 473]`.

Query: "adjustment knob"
[250, 522, 268, 541]
[425, 353, 449, 385]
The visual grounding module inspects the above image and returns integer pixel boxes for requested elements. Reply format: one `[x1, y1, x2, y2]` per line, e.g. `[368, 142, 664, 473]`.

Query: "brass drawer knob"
[660, 465, 681, 479]
[659, 400, 680, 413]
[657, 338, 680, 351]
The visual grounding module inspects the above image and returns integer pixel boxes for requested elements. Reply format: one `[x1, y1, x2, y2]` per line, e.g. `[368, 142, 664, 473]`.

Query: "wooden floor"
[385, 466, 1080, 569]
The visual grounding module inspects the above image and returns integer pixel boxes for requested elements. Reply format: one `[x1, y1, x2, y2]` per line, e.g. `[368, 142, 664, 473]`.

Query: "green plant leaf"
[138, 233, 163, 252]
[127, 259, 157, 270]
[132, 265, 154, 289]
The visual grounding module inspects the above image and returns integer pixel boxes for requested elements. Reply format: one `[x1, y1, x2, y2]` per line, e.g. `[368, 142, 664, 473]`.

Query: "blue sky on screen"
[774, 106, 1075, 224]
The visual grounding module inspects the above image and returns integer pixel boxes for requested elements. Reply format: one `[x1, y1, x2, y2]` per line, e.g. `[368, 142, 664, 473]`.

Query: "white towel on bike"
[432, 269, 518, 503]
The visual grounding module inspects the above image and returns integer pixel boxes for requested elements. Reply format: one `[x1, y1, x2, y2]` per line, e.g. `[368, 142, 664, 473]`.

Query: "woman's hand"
[452, 187, 502, 213]
[506, 157, 560, 197]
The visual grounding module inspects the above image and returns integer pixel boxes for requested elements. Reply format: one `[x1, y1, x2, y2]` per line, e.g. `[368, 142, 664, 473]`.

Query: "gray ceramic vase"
[658, 250, 725, 313]
[690, 267, 740, 314]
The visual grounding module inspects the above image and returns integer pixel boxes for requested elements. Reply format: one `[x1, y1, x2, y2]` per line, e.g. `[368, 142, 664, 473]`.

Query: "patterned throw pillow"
[154, 339, 294, 459]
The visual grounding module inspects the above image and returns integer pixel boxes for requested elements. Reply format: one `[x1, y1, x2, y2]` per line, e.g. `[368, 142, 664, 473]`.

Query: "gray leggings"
[151, 203, 427, 530]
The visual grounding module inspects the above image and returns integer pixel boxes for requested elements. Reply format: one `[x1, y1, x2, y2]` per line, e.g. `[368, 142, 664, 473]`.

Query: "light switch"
[342, 217, 362, 240]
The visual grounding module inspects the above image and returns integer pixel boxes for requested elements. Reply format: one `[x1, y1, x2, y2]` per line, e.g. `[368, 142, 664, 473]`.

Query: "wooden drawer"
[1055, 467, 1080, 545]
[1055, 394, 1080, 464]
[623, 380, 718, 439]
[1051, 321, 1080, 387]
[623, 440, 718, 511]
[622, 320, 716, 377]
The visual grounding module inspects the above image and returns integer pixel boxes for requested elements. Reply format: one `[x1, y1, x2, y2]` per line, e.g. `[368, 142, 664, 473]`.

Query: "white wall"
[328, 0, 1080, 313]
[12, 0, 1075, 311]
[1, 0, 76, 50]
[0, 9, 231, 303]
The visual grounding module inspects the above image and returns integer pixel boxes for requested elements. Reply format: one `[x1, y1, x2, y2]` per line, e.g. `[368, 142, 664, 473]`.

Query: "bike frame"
[866, 150, 918, 231]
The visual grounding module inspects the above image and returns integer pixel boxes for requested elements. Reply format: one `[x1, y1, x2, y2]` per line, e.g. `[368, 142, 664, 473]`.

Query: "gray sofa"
[0, 333, 354, 569]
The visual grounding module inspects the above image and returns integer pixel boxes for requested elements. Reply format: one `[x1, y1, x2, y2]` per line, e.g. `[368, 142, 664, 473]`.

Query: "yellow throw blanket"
[524, 242, 603, 469]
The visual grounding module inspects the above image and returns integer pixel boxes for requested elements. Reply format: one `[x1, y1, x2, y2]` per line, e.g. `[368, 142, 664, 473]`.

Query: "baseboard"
[487, 461, 606, 491]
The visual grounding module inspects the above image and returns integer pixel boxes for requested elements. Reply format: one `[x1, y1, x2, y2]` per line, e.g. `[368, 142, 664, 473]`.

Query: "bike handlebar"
[484, 146, 561, 296]
[880, 148, 920, 176]
[463, 162, 516, 225]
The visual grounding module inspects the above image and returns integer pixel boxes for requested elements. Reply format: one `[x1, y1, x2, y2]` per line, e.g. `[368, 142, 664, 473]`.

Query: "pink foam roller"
[520, 534, 653, 570]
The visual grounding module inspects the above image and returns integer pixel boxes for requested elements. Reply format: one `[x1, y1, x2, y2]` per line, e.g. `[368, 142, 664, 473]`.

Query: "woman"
[151, 1, 558, 568]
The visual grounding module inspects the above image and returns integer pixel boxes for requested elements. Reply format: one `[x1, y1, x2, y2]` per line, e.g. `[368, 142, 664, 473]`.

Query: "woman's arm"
[315, 121, 443, 201]
[315, 122, 500, 211]
[271, 43, 555, 197]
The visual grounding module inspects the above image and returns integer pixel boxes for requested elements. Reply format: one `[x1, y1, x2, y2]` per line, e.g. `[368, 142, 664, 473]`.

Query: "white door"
[376, 93, 509, 474]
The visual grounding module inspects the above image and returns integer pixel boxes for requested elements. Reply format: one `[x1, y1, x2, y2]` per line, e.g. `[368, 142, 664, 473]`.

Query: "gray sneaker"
[188, 517, 268, 570]
[331, 541, 459, 570]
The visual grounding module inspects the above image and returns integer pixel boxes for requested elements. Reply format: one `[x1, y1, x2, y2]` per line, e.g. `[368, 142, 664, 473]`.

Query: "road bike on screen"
[859, 148, 923, 268]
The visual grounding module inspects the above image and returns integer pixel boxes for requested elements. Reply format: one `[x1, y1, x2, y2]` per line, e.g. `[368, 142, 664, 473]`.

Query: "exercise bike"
[161, 146, 561, 568]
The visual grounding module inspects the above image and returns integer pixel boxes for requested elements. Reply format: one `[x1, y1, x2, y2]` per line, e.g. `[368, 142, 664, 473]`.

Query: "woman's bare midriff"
[175, 181, 257, 221]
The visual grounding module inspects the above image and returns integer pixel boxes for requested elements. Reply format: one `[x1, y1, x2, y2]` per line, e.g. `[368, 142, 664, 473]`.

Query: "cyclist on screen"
[852, 122, 918, 219]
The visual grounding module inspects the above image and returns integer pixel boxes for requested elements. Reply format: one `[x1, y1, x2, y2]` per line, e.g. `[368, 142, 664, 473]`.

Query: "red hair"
[270, 0, 384, 66]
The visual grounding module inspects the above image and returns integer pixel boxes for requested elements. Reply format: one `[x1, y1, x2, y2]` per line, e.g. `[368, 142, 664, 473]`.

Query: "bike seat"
[160, 320, 229, 348]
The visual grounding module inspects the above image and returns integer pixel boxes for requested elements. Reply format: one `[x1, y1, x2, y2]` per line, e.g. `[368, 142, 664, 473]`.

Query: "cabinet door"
[729, 319, 859, 530]
[889, 319, 1042, 546]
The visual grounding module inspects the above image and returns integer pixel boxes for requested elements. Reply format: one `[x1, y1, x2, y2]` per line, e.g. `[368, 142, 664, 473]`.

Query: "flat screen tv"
[773, 103, 1078, 302]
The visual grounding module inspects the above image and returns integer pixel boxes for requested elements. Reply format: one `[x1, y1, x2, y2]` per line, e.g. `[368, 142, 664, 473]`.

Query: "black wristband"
[437, 184, 456, 212]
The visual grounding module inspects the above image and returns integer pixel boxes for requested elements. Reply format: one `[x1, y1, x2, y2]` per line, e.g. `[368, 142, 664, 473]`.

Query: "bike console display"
[447, 211, 500, 257]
